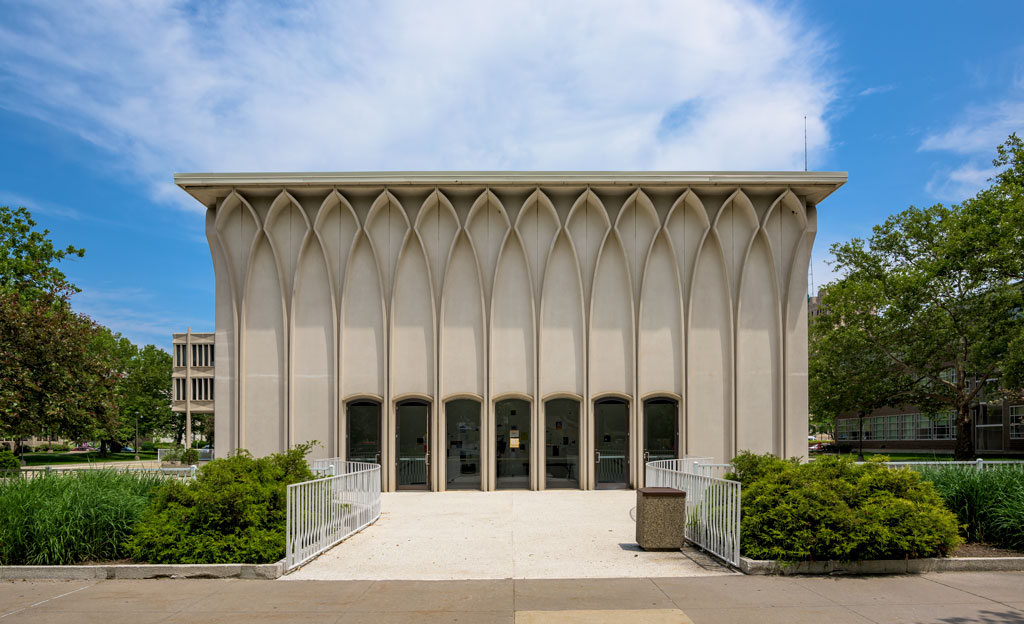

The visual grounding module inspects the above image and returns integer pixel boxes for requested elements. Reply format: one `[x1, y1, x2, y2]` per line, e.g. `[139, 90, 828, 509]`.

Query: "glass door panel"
[595, 399, 629, 489]
[347, 401, 381, 464]
[496, 398, 530, 489]
[445, 399, 482, 490]
[644, 398, 678, 463]
[397, 401, 430, 489]
[545, 398, 580, 489]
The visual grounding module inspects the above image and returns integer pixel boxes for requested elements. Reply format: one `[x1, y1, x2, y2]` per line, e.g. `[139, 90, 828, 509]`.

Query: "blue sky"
[1, 0, 1021, 349]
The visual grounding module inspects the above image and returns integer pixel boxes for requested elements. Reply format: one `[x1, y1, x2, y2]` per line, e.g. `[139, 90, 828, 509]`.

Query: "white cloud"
[0, 0, 837, 212]
[920, 99, 1024, 201]
[857, 85, 894, 96]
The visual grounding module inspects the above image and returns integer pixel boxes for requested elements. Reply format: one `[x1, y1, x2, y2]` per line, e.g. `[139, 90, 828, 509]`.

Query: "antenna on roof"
[804, 116, 808, 172]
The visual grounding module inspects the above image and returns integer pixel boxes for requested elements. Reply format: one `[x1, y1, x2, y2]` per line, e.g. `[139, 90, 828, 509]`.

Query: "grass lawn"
[20, 451, 158, 466]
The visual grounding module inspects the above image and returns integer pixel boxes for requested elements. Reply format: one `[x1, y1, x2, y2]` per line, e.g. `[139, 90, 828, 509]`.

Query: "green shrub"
[127, 444, 315, 564]
[919, 465, 1024, 551]
[0, 450, 19, 474]
[0, 470, 165, 564]
[181, 448, 200, 465]
[142, 442, 156, 452]
[161, 448, 182, 463]
[730, 452, 961, 562]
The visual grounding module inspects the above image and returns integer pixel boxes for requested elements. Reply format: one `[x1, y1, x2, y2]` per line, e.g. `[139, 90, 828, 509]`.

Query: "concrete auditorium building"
[176, 172, 845, 491]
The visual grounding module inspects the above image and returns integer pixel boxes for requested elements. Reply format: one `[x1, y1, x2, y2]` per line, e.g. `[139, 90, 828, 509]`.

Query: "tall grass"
[919, 465, 1024, 551]
[0, 470, 166, 565]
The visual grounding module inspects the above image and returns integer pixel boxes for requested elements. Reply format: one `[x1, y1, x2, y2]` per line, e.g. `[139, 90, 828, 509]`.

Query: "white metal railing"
[157, 448, 214, 462]
[597, 454, 628, 483]
[1, 465, 197, 481]
[646, 459, 741, 567]
[692, 462, 732, 479]
[397, 457, 428, 484]
[285, 461, 382, 570]
[858, 459, 1024, 471]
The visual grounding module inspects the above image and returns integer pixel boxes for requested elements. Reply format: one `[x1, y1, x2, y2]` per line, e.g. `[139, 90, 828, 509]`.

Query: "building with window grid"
[171, 328, 214, 447]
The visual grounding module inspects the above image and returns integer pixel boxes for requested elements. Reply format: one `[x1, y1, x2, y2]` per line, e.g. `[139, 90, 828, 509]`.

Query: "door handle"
[425, 451, 430, 467]
[374, 452, 381, 465]
[643, 451, 650, 463]
[595, 450, 601, 463]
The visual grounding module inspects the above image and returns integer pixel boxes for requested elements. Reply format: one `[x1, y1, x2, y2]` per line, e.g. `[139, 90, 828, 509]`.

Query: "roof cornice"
[175, 170, 847, 205]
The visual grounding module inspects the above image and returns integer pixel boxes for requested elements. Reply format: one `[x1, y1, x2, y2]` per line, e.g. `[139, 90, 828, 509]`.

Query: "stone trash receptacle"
[635, 487, 687, 551]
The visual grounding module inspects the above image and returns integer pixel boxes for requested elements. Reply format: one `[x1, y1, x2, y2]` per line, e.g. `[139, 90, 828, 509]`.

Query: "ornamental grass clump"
[127, 444, 315, 564]
[0, 469, 165, 565]
[728, 452, 961, 562]
[919, 465, 1024, 551]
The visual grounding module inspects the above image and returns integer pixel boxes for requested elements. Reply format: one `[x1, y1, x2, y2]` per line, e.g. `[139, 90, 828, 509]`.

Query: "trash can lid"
[638, 487, 686, 497]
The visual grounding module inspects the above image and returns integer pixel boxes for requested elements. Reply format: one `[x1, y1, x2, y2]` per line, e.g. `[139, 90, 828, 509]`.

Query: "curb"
[0, 560, 283, 581]
[739, 556, 1024, 575]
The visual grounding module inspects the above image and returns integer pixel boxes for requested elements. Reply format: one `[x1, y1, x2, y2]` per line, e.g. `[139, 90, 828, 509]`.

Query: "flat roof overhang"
[175, 171, 847, 206]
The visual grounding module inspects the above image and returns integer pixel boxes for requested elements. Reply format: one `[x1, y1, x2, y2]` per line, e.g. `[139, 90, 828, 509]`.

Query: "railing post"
[976, 458, 983, 471]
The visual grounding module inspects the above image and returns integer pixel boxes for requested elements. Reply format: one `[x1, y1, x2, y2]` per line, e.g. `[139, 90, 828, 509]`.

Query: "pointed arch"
[313, 190, 360, 309]
[242, 233, 286, 456]
[466, 189, 510, 302]
[638, 230, 682, 398]
[440, 231, 486, 398]
[292, 231, 334, 458]
[687, 230, 732, 463]
[615, 189, 660, 305]
[665, 189, 710, 307]
[539, 230, 585, 398]
[712, 189, 758, 304]
[390, 231, 435, 399]
[214, 191, 262, 304]
[589, 230, 634, 396]
[490, 230, 535, 397]
[735, 231, 781, 456]
[566, 189, 610, 306]
[415, 190, 460, 303]
[515, 189, 560, 301]
[341, 231, 386, 400]
[365, 190, 409, 302]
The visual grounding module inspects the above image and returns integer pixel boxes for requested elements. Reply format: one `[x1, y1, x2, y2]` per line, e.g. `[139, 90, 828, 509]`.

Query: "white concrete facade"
[177, 172, 845, 491]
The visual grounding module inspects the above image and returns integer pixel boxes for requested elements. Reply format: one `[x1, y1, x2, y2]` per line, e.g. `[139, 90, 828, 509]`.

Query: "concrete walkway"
[286, 490, 734, 580]
[3, 573, 1023, 623]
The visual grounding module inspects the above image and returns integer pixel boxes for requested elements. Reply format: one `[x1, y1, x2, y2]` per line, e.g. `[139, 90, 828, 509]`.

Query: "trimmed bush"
[142, 442, 156, 452]
[919, 465, 1024, 551]
[0, 470, 165, 564]
[127, 444, 315, 564]
[729, 452, 961, 562]
[0, 450, 19, 474]
[181, 448, 199, 465]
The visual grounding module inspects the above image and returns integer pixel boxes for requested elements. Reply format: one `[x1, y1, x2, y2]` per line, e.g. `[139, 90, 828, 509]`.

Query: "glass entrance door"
[347, 400, 381, 465]
[396, 401, 430, 490]
[496, 398, 530, 489]
[545, 398, 580, 488]
[595, 398, 629, 489]
[445, 399, 482, 490]
[644, 398, 678, 464]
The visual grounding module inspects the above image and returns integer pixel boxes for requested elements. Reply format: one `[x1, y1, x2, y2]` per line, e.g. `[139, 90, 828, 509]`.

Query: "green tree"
[115, 345, 174, 450]
[809, 311, 911, 458]
[0, 206, 84, 297]
[823, 135, 1024, 459]
[0, 287, 118, 447]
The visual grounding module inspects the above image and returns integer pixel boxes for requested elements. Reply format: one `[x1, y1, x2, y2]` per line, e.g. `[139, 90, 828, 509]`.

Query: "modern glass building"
[176, 172, 845, 490]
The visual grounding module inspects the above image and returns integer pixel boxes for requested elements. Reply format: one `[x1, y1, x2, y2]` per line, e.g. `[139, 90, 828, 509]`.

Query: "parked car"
[73, 444, 91, 452]
[122, 446, 134, 453]
[808, 442, 836, 453]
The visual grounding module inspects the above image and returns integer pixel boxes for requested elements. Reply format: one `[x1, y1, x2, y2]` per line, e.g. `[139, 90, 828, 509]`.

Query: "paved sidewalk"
[287, 490, 733, 580]
[3, 573, 1023, 623]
